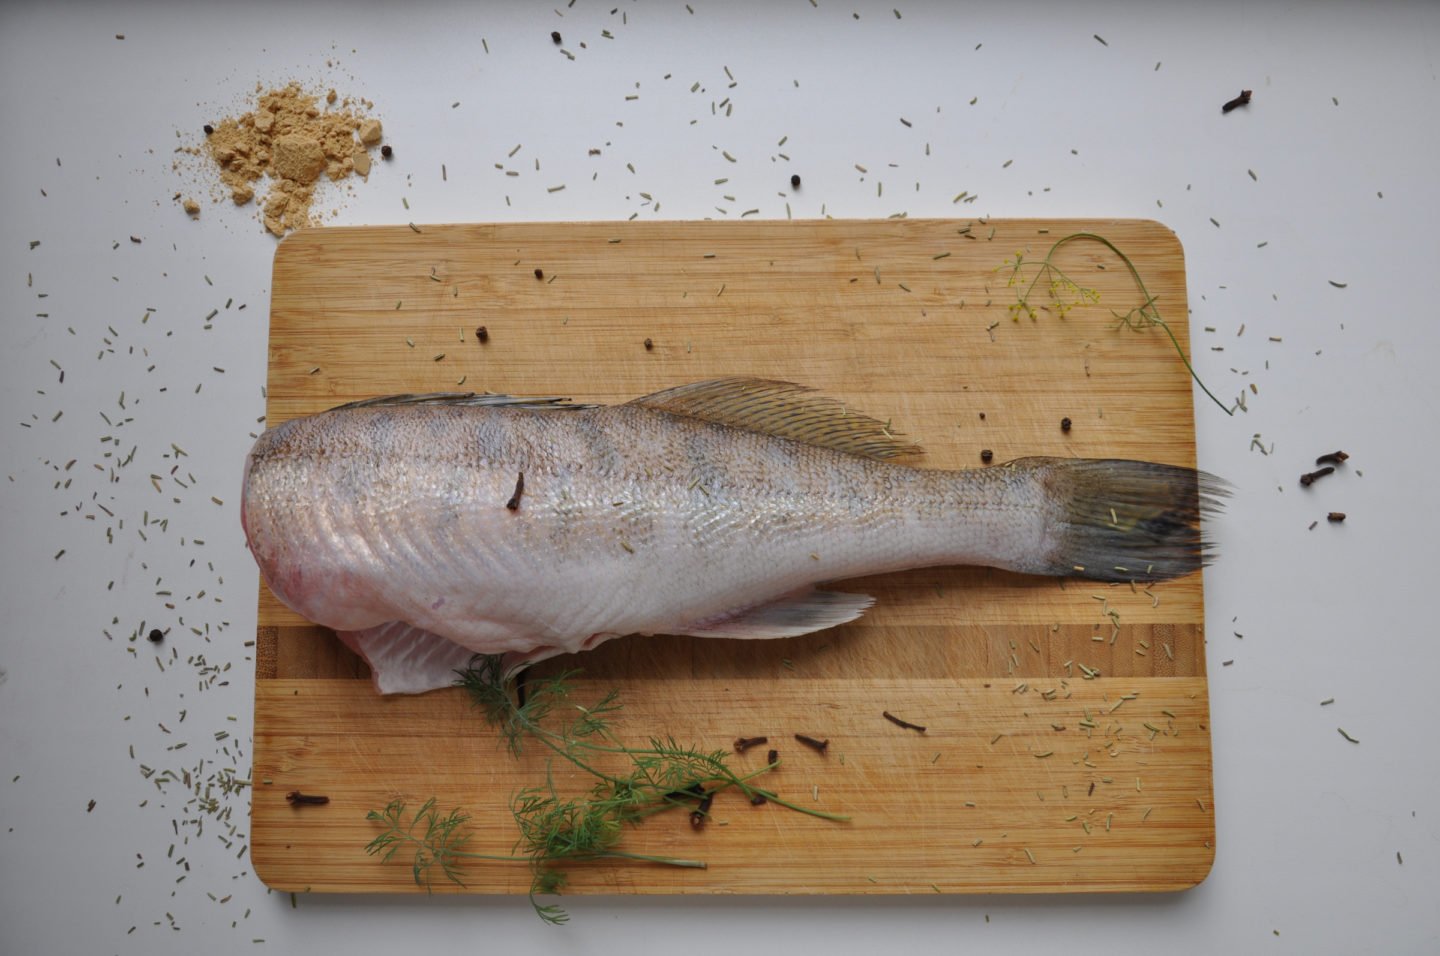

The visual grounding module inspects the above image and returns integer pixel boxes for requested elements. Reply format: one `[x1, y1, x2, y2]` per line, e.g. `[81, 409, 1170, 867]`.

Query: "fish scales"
[246, 404, 1038, 636]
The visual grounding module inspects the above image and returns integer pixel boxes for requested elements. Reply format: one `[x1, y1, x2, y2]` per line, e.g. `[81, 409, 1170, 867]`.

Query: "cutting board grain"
[253, 218, 1214, 897]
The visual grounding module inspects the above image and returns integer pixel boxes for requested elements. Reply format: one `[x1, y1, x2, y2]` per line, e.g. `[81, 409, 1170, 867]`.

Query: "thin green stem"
[725, 762, 852, 821]
[592, 850, 708, 868]
[431, 848, 527, 863]
[523, 717, 631, 787]
[397, 846, 527, 863]
[1134, 309, 1235, 416]
[746, 786, 852, 822]
[1011, 231, 1234, 417]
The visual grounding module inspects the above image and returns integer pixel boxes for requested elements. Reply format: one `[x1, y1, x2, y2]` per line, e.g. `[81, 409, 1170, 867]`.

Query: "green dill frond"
[1002, 232, 1233, 416]
[363, 797, 495, 891]
[531, 898, 571, 925]
[370, 657, 838, 925]
[567, 689, 622, 739]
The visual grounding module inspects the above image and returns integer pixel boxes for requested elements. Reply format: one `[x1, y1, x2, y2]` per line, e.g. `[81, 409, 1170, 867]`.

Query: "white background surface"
[3, 1, 1438, 952]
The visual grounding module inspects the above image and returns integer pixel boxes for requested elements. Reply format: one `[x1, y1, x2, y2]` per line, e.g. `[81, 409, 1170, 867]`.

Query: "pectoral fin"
[337, 621, 481, 695]
[673, 588, 875, 640]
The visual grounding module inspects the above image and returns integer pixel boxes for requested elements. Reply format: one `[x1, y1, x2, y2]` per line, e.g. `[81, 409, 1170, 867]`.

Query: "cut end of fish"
[1025, 458, 1227, 583]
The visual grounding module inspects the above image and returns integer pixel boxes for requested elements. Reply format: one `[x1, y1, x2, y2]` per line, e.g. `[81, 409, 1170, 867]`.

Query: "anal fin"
[672, 588, 874, 640]
[338, 622, 481, 695]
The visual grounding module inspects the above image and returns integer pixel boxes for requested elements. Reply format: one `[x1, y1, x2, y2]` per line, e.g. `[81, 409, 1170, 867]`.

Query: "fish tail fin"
[1016, 457, 1226, 583]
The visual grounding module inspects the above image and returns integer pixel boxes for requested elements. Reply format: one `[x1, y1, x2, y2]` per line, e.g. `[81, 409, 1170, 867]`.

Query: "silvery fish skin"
[242, 380, 1216, 694]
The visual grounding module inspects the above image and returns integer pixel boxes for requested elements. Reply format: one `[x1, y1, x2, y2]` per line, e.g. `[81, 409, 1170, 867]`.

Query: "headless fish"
[242, 378, 1222, 694]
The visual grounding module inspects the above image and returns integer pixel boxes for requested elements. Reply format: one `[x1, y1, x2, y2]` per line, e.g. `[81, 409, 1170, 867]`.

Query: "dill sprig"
[367, 655, 846, 924]
[1000, 232, 1234, 416]
[365, 797, 526, 888]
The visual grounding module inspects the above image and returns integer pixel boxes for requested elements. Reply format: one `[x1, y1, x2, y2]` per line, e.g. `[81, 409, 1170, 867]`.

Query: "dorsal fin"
[327, 392, 596, 412]
[627, 377, 922, 461]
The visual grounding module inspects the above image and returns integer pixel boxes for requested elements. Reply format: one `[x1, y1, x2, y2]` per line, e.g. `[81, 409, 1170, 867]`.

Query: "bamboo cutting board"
[252, 218, 1214, 897]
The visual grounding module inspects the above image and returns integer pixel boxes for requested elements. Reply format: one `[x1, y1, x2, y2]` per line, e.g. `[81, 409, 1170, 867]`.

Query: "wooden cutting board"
[252, 218, 1214, 896]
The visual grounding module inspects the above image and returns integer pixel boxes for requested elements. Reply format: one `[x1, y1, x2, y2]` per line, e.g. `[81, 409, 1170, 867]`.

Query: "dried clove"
[794, 734, 829, 754]
[505, 471, 525, 511]
[1299, 466, 1335, 487]
[1315, 450, 1349, 466]
[766, 748, 778, 765]
[1221, 90, 1253, 113]
[734, 735, 768, 753]
[690, 791, 714, 828]
[882, 711, 927, 733]
[475, 326, 489, 343]
[286, 791, 330, 806]
[1327, 512, 1346, 523]
[1060, 417, 1072, 433]
[664, 782, 707, 802]
[980, 449, 993, 464]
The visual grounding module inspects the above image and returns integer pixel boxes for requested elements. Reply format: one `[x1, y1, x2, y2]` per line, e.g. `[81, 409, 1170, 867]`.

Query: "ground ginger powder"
[199, 83, 382, 236]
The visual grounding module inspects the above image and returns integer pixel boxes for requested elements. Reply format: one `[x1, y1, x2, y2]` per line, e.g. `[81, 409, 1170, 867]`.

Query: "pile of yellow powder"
[196, 82, 384, 236]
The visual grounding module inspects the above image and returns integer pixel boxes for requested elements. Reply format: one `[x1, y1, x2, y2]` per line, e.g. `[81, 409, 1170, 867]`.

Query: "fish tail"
[1017, 457, 1226, 583]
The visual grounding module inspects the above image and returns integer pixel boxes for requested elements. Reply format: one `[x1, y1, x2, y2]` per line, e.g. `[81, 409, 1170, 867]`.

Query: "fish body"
[242, 379, 1216, 693]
